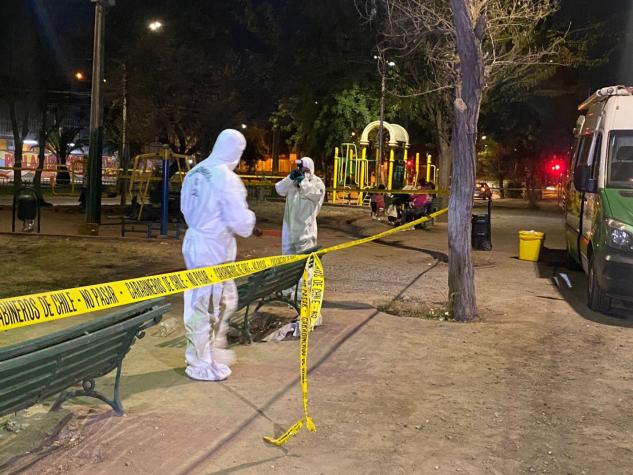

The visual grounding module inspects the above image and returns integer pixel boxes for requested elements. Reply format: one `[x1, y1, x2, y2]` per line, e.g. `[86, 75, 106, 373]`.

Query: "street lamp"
[74, 71, 86, 81]
[148, 20, 163, 32]
[374, 54, 396, 187]
[119, 20, 165, 207]
[241, 123, 247, 130]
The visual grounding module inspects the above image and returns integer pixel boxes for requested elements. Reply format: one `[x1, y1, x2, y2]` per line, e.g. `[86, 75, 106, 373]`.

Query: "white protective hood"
[275, 156, 325, 254]
[204, 129, 246, 171]
[298, 156, 315, 174]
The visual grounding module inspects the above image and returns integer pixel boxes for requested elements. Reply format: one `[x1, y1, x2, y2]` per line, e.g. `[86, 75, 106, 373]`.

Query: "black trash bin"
[471, 198, 492, 251]
[12, 187, 41, 233]
[16, 194, 37, 221]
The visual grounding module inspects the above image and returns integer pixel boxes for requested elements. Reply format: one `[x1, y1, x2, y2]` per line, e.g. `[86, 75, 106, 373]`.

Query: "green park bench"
[230, 249, 320, 343]
[0, 298, 170, 418]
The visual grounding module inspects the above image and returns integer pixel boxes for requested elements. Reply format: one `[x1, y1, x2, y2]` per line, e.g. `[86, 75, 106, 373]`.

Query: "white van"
[565, 85, 633, 313]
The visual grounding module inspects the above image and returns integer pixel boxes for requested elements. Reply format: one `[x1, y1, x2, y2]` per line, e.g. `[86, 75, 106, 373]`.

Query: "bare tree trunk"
[34, 125, 46, 192]
[448, 0, 484, 321]
[437, 124, 451, 210]
[272, 127, 280, 175]
[34, 108, 48, 195]
[497, 175, 505, 198]
[9, 99, 28, 190]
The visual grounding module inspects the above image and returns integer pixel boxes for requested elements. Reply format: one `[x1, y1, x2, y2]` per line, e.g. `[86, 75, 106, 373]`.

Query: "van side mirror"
[573, 165, 598, 193]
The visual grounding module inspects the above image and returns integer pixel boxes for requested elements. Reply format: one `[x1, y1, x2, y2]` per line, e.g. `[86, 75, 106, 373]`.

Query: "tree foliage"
[359, 0, 581, 321]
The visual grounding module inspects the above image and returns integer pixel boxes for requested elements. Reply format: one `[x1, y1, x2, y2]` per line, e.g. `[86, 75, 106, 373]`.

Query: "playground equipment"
[127, 147, 193, 223]
[360, 120, 410, 191]
[333, 121, 410, 203]
[334, 143, 361, 189]
[424, 153, 439, 184]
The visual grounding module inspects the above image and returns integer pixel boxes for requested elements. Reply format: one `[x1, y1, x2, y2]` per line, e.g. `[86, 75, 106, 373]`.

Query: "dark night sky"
[4, 1, 629, 87]
[1, 0, 632, 135]
[558, 0, 633, 89]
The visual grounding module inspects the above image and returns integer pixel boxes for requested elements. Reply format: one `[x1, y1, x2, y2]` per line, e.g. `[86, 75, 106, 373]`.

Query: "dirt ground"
[1, 200, 633, 474]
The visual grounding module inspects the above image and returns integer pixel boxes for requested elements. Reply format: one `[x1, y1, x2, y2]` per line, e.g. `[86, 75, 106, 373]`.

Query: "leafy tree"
[47, 127, 82, 185]
[367, 0, 573, 321]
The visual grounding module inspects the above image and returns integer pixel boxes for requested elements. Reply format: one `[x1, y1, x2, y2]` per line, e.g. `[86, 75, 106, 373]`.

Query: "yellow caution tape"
[0, 254, 307, 333]
[263, 209, 447, 446]
[0, 206, 447, 447]
[264, 254, 324, 446]
[319, 207, 448, 255]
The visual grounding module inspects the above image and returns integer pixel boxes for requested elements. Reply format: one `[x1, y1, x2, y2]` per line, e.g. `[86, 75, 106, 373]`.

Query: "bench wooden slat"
[0, 299, 170, 417]
[231, 248, 322, 342]
[0, 300, 167, 362]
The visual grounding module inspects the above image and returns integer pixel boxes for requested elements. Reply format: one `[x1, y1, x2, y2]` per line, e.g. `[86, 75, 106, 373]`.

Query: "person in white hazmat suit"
[180, 129, 255, 381]
[272, 157, 325, 338]
[275, 157, 325, 255]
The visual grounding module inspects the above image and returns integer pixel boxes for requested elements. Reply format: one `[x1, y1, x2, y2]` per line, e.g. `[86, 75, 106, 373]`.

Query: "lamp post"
[119, 62, 129, 206]
[119, 19, 164, 207]
[374, 55, 396, 187]
[85, 0, 114, 226]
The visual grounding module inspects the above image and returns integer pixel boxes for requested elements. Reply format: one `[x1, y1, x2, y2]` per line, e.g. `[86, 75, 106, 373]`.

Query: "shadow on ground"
[534, 246, 633, 326]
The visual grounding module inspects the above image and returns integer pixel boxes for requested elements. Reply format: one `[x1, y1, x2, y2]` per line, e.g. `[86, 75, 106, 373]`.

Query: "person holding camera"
[275, 157, 325, 254]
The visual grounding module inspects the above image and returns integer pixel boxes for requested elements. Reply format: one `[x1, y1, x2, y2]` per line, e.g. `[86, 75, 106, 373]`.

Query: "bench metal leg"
[233, 304, 253, 344]
[229, 305, 254, 344]
[230, 281, 303, 346]
[242, 305, 253, 344]
[51, 360, 125, 416]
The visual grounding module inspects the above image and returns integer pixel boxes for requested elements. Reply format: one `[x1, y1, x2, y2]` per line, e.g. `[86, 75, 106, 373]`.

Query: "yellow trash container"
[518, 230, 545, 262]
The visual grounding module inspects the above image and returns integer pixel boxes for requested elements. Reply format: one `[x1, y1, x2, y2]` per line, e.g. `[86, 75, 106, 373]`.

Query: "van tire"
[588, 254, 611, 313]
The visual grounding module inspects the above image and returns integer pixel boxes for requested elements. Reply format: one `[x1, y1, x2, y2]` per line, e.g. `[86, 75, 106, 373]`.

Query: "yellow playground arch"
[334, 121, 424, 203]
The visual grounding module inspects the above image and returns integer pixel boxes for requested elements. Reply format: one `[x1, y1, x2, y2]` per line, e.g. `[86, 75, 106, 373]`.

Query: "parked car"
[474, 182, 493, 200]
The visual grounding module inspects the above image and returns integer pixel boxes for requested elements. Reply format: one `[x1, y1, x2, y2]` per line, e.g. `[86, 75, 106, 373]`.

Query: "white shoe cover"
[185, 362, 231, 381]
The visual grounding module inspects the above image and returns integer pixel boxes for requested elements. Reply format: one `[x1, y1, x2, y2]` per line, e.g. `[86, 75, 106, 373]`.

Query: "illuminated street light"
[481, 135, 487, 140]
[148, 20, 163, 32]
[241, 123, 247, 130]
[74, 71, 85, 81]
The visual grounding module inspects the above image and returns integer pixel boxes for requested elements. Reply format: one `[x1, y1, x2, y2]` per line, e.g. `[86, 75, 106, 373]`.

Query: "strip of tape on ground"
[264, 253, 324, 446]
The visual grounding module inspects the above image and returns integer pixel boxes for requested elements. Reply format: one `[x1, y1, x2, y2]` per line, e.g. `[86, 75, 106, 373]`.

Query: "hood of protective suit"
[205, 129, 247, 171]
[298, 156, 315, 174]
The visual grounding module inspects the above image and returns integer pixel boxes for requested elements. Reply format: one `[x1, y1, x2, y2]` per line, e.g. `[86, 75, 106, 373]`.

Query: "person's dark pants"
[371, 202, 378, 214]
[402, 208, 425, 224]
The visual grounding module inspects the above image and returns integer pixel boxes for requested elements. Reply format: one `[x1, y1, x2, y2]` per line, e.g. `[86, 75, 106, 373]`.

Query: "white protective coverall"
[275, 157, 325, 255]
[181, 129, 255, 381]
